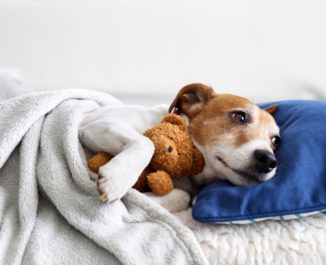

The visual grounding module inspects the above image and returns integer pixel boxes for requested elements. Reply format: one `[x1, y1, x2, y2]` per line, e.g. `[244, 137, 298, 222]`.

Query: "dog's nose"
[253, 149, 277, 173]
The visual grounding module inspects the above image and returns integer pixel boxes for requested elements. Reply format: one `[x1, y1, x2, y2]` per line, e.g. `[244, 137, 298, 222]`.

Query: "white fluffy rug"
[174, 208, 326, 265]
[147, 188, 326, 265]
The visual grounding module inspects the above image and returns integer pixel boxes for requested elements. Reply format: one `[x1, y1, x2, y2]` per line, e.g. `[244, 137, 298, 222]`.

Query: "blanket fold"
[0, 90, 208, 265]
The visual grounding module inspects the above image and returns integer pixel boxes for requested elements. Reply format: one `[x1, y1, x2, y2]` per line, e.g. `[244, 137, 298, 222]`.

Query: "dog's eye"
[230, 111, 247, 124]
[271, 136, 281, 147]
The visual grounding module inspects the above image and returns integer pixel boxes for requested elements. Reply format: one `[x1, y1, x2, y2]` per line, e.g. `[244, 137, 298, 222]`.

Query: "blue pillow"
[192, 100, 326, 224]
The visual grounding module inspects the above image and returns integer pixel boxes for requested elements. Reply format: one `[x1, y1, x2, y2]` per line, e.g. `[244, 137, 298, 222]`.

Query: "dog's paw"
[96, 166, 132, 203]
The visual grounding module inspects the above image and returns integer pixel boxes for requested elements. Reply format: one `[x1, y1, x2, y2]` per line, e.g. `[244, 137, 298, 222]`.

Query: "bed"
[1, 69, 326, 264]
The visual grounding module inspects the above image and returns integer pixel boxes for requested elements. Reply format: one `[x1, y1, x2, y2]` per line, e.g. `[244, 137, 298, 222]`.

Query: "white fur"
[78, 104, 168, 202]
[144, 189, 191, 213]
[193, 138, 278, 186]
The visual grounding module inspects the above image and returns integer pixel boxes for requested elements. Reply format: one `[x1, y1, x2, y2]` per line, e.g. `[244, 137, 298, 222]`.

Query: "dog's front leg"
[97, 132, 154, 203]
[79, 105, 167, 203]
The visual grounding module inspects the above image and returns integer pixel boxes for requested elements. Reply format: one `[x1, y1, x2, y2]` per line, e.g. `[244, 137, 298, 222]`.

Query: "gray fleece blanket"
[0, 89, 208, 265]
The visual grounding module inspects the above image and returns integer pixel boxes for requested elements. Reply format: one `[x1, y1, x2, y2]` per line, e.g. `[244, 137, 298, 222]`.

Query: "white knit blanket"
[0, 90, 208, 265]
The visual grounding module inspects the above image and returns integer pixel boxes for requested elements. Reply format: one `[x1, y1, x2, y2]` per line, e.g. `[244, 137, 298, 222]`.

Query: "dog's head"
[169, 83, 280, 186]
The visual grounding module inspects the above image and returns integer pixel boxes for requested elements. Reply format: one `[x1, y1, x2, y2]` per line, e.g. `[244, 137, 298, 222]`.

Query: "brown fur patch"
[169, 83, 216, 118]
[265, 105, 278, 116]
[188, 93, 278, 148]
[189, 94, 251, 146]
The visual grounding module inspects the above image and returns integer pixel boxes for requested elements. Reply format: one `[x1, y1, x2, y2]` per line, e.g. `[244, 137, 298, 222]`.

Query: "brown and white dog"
[79, 83, 280, 203]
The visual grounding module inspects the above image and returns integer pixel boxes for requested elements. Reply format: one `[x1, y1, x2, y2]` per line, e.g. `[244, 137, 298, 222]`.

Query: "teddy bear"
[88, 114, 205, 196]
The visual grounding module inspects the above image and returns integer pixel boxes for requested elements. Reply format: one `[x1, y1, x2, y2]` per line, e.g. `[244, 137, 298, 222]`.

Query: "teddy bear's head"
[144, 114, 204, 178]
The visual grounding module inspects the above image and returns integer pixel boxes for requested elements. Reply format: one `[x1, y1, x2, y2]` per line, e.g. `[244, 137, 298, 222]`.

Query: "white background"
[1, 0, 326, 104]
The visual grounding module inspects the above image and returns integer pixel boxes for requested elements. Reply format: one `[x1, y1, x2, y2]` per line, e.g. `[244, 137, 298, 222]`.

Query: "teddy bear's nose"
[167, 146, 173, 153]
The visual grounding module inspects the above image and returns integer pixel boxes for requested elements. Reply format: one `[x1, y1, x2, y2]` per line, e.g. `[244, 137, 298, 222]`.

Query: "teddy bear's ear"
[169, 83, 216, 120]
[162, 114, 187, 131]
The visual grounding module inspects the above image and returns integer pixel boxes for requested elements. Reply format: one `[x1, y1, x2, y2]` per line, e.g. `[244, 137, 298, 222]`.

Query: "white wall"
[0, 0, 326, 102]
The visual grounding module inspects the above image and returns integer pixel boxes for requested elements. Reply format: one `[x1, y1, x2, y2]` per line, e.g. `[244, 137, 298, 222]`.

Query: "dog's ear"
[169, 83, 216, 119]
[265, 105, 278, 116]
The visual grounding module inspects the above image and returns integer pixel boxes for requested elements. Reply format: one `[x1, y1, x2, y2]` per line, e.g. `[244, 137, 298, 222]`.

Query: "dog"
[79, 83, 280, 203]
